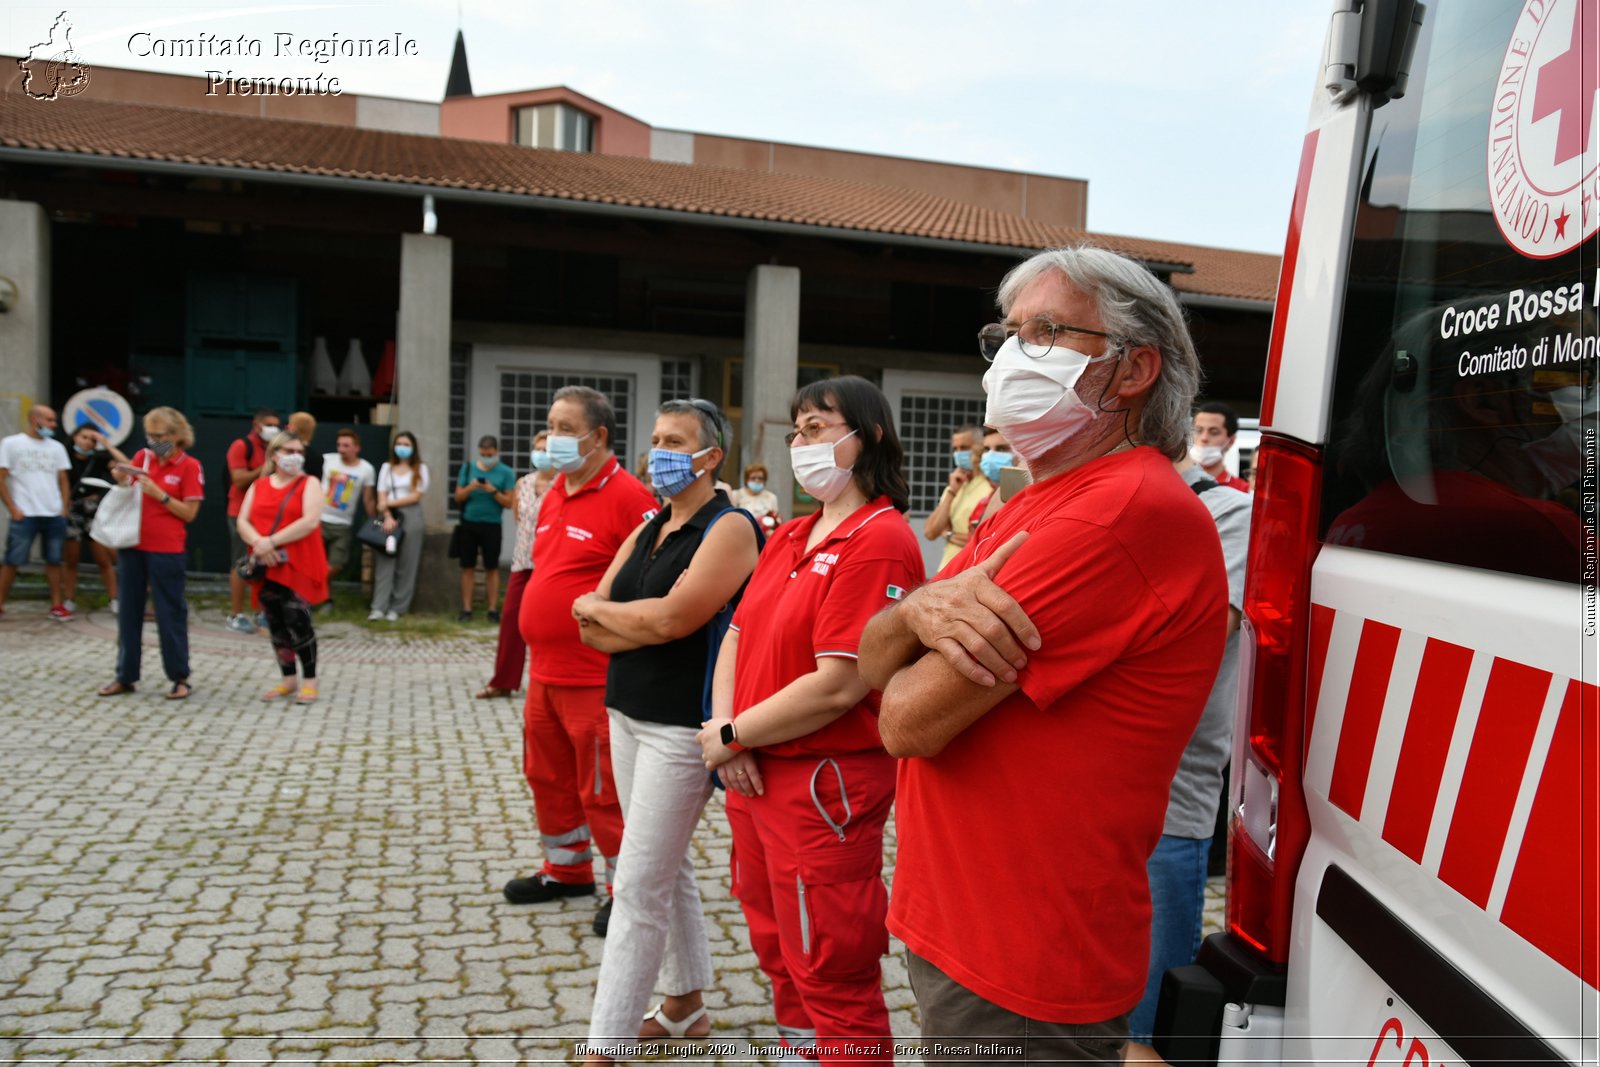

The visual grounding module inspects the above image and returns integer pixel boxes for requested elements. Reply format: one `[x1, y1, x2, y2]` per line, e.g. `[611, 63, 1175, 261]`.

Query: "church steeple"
[444, 29, 472, 98]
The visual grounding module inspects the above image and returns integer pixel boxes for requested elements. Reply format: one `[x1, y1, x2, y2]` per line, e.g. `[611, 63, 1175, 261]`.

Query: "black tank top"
[605, 490, 734, 728]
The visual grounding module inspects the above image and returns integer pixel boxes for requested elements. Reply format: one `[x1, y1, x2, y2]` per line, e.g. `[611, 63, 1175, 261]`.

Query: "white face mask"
[982, 335, 1116, 462]
[276, 452, 305, 475]
[1190, 444, 1224, 468]
[790, 429, 858, 503]
[259, 425, 280, 442]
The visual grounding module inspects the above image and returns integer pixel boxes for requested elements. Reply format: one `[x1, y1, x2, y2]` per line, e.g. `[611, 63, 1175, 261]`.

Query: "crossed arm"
[571, 514, 760, 655]
[858, 531, 1041, 758]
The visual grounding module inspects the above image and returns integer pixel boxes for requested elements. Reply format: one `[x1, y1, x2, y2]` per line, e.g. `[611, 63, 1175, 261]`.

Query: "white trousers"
[586, 710, 716, 1054]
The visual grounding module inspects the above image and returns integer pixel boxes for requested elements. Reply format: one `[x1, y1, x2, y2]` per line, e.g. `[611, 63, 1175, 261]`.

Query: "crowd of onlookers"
[3, 245, 1260, 1063]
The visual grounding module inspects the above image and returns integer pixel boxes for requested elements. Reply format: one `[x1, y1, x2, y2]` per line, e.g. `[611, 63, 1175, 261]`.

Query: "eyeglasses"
[978, 316, 1110, 361]
[784, 418, 848, 447]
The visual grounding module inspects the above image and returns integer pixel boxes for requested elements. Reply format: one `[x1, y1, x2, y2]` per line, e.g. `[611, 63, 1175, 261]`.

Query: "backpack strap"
[699, 506, 767, 723]
[1190, 478, 1220, 496]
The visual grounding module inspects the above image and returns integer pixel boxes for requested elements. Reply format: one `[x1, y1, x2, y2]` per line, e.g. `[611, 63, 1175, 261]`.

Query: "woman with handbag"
[96, 407, 205, 700]
[568, 399, 762, 1062]
[368, 430, 428, 622]
[237, 431, 328, 705]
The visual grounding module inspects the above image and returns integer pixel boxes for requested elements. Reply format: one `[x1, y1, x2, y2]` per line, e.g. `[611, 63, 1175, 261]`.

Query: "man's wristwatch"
[160, 493, 172, 504]
[720, 721, 746, 753]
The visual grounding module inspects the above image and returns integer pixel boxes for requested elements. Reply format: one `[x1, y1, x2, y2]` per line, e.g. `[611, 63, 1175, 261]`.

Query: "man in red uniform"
[1190, 402, 1250, 493]
[225, 409, 281, 632]
[860, 246, 1229, 1062]
[507, 386, 657, 938]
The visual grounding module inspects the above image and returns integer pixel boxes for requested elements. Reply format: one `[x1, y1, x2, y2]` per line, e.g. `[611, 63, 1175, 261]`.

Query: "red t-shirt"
[520, 456, 659, 687]
[1213, 467, 1250, 493]
[729, 497, 924, 758]
[129, 449, 205, 555]
[225, 432, 268, 517]
[889, 448, 1227, 1022]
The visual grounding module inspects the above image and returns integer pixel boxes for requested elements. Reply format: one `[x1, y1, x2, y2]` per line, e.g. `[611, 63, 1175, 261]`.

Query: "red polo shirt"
[729, 496, 923, 758]
[889, 448, 1227, 1023]
[520, 455, 658, 687]
[129, 448, 205, 555]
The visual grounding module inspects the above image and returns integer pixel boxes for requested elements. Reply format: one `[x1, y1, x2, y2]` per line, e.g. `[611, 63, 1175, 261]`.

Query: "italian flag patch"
[885, 584, 907, 601]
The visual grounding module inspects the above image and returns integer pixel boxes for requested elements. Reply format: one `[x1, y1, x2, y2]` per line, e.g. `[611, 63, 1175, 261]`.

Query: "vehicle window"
[1323, 0, 1595, 584]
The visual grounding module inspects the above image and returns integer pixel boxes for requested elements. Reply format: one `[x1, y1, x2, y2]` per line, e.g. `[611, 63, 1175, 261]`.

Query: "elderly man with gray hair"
[859, 246, 1229, 1062]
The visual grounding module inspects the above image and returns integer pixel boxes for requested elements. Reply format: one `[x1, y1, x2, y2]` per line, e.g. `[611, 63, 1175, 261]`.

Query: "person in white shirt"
[319, 428, 377, 600]
[368, 430, 429, 621]
[0, 404, 73, 621]
[730, 462, 782, 534]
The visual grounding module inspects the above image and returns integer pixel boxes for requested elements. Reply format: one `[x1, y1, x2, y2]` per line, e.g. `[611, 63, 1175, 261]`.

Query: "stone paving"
[0, 599, 1224, 1064]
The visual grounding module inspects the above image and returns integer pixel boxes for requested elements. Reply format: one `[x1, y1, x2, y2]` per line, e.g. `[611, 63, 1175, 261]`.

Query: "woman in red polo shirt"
[697, 376, 923, 1065]
[96, 406, 205, 700]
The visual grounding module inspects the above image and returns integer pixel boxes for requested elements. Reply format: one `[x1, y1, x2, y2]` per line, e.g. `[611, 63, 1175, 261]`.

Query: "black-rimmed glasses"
[978, 317, 1110, 361]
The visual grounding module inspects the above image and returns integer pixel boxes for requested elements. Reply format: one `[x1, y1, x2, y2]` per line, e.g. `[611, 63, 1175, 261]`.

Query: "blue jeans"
[4, 514, 67, 566]
[116, 549, 189, 685]
[1128, 834, 1209, 1043]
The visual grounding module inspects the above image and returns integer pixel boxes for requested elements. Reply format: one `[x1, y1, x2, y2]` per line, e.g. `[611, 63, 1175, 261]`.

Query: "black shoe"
[503, 873, 596, 904]
[592, 896, 612, 937]
[458, 610, 473, 622]
[487, 609, 501, 623]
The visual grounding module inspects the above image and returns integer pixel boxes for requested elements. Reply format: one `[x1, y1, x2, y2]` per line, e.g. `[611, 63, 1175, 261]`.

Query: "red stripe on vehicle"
[1381, 638, 1474, 863]
[1304, 603, 1337, 747]
[1438, 659, 1553, 909]
[1327, 619, 1402, 820]
[1258, 129, 1318, 426]
[1499, 680, 1598, 988]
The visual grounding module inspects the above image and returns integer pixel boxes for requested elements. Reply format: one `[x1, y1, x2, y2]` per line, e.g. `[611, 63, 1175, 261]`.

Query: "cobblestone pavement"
[0, 600, 1224, 1064]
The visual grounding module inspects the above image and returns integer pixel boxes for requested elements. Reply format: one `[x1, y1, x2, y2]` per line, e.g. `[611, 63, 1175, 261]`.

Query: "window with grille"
[660, 359, 694, 402]
[447, 343, 469, 518]
[498, 371, 634, 478]
[898, 393, 988, 513]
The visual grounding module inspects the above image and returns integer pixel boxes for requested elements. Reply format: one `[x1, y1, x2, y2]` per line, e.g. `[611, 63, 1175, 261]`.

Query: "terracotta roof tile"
[0, 92, 1278, 302]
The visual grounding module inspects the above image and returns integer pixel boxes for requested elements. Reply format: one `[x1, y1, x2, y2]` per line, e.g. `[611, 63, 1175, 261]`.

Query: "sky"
[2, 2, 1330, 255]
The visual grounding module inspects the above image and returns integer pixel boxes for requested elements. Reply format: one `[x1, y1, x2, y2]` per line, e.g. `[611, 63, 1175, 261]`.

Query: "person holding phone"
[368, 431, 429, 622]
[97, 407, 204, 700]
[238, 431, 328, 705]
[453, 434, 516, 622]
[62, 424, 127, 614]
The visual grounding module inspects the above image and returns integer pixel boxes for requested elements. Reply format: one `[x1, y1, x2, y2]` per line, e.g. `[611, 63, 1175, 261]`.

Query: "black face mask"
[148, 439, 175, 458]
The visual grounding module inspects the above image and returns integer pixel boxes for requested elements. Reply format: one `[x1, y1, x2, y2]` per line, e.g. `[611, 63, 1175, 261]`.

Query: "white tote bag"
[89, 455, 147, 550]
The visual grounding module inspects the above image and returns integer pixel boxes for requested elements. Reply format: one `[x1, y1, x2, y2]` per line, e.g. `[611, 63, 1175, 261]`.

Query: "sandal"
[475, 686, 514, 699]
[165, 681, 191, 701]
[639, 1003, 710, 1041]
[262, 680, 297, 701]
[296, 683, 319, 706]
[97, 681, 135, 697]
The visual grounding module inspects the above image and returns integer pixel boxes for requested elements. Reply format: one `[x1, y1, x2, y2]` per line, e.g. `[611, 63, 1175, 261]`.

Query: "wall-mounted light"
[0, 276, 16, 313]
[422, 195, 438, 236]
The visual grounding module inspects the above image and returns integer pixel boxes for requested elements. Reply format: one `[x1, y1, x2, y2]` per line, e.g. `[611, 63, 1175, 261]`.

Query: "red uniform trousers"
[522, 679, 624, 888]
[725, 749, 896, 1065]
[488, 569, 531, 691]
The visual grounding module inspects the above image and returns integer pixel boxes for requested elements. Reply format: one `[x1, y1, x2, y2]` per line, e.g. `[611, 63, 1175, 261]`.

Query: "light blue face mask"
[545, 430, 594, 473]
[530, 449, 553, 471]
[394, 443, 414, 460]
[952, 449, 972, 471]
[979, 450, 1013, 483]
[648, 446, 712, 498]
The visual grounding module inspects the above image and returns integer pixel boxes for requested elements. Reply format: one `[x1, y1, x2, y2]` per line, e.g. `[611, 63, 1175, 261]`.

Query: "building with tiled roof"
[0, 39, 1278, 590]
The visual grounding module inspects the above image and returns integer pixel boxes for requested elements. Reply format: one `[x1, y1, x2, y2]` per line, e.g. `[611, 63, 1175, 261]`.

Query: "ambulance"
[1158, 1, 1597, 1063]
